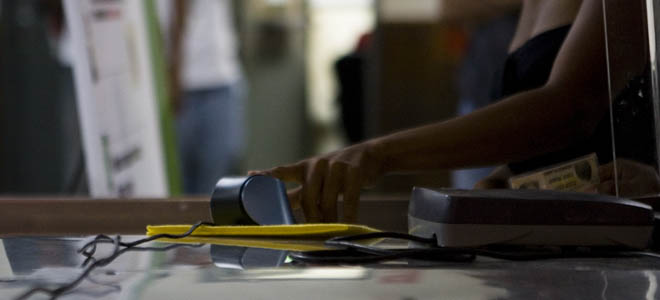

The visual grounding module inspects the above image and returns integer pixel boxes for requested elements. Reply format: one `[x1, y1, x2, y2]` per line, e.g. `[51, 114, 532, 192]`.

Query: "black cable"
[291, 231, 476, 264]
[290, 248, 477, 264]
[328, 231, 437, 244]
[324, 231, 436, 256]
[15, 221, 213, 300]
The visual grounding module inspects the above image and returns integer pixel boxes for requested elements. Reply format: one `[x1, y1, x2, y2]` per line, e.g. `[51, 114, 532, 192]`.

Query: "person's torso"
[492, 0, 613, 174]
[508, 0, 582, 53]
[182, 0, 241, 90]
[157, 0, 242, 90]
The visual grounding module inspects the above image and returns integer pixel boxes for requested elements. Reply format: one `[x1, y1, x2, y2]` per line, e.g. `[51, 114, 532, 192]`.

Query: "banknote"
[509, 153, 599, 193]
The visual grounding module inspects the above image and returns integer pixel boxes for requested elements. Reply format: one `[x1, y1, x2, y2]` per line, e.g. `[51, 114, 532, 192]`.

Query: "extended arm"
[377, 0, 607, 172]
[253, 0, 608, 223]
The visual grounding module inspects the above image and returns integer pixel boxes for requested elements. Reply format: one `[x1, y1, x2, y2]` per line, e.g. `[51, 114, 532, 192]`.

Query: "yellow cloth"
[146, 223, 381, 252]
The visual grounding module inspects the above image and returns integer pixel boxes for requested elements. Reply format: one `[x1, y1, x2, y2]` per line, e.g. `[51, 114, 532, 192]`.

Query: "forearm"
[372, 0, 607, 174]
[253, 0, 609, 223]
[372, 84, 608, 173]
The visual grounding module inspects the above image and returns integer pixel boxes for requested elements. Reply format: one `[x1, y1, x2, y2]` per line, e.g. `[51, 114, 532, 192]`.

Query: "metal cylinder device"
[210, 175, 295, 225]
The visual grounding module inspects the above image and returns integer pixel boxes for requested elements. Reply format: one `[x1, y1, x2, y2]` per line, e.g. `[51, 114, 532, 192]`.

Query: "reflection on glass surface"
[0, 241, 13, 278]
[2, 238, 81, 275]
[3, 237, 660, 299]
[210, 245, 289, 270]
[643, 270, 659, 300]
[604, 0, 660, 198]
[235, 267, 369, 281]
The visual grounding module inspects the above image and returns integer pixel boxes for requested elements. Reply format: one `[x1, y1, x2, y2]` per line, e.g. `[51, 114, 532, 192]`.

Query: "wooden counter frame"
[0, 195, 409, 236]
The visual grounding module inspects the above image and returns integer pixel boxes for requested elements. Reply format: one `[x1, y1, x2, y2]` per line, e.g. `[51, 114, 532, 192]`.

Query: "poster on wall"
[64, 0, 168, 197]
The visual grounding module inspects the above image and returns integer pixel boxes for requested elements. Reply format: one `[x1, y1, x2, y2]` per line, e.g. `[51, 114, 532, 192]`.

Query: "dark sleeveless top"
[491, 25, 615, 174]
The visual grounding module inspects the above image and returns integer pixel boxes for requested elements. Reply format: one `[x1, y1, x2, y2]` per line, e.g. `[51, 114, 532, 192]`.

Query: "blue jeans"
[177, 83, 245, 194]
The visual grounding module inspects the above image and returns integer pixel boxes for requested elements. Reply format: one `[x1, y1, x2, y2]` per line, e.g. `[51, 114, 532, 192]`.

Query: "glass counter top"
[2, 236, 660, 299]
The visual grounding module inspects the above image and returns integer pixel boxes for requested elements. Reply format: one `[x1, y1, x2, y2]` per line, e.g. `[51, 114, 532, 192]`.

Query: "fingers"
[302, 160, 326, 222]
[249, 159, 329, 223]
[598, 162, 615, 182]
[342, 167, 360, 223]
[249, 162, 305, 183]
[250, 156, 364, 223]
[597, 180, 616, 195]
[473, 178, 508, 189]
[249, 162, 312, 221]
[287, 186, 302, 210]
[320, 162, 344, 222]
[577, 183, 598, 194]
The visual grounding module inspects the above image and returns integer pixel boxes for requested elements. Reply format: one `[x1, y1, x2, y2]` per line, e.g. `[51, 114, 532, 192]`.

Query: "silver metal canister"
[210, 175, 295, 225]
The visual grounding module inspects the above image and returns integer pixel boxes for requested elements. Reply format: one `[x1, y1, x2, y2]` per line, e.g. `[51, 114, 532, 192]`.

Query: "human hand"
[473, 165, 513, 189]
[249, 141, 386, 223]
[598, 159, 660, 197]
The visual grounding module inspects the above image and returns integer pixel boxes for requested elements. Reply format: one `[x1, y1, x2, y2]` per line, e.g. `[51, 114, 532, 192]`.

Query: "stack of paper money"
[509, 153, 599, 193]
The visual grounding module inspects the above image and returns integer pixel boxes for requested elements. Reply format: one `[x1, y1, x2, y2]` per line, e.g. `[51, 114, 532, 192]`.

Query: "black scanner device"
[409, 188, 656, 249]
[210, 175, 295, 225]
[208, 175, 656, 249]
[209, 175, 293, 270]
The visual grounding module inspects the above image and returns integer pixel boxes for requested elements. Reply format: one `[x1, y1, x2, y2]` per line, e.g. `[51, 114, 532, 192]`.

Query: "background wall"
[237, 0, 309, 172]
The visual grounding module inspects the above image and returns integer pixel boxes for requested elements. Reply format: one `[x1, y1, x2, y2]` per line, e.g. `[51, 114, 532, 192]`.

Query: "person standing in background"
[0, 0, 87, 195]
[158, 0, 246, 195]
